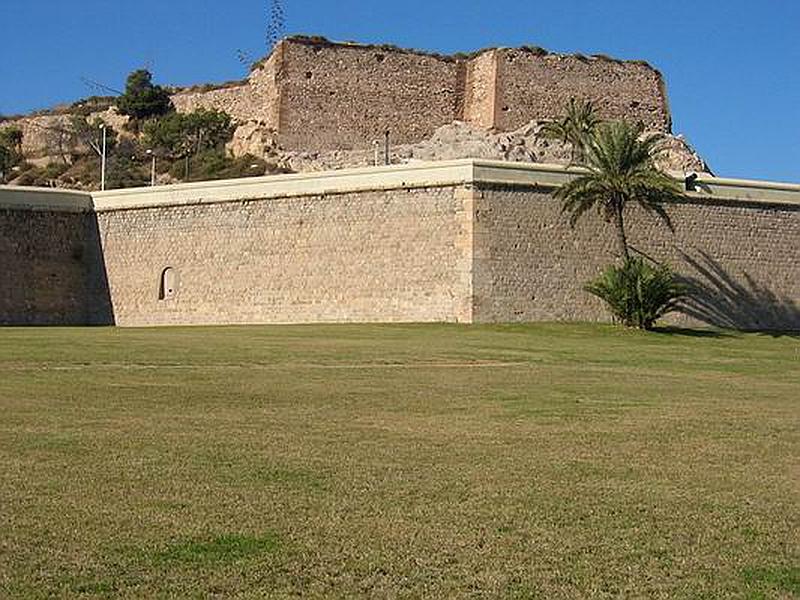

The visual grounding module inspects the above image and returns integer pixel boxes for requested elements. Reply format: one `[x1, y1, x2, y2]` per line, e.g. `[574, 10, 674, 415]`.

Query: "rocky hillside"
[270, 120, 709, 175]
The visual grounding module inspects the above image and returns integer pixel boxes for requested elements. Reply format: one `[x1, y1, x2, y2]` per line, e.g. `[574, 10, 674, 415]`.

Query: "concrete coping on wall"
[3, 159, 799, 213]
[0, 185, 92, 212]
[92, 159, 800, 211]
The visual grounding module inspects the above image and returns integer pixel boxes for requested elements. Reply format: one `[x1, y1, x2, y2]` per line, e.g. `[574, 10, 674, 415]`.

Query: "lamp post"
[99, 124, 107, 191]
[146, 149, 156, 186]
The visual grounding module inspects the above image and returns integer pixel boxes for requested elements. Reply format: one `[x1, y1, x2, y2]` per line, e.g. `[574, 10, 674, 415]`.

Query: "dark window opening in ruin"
[159, 267, 178, 300]
[375, 53, 385, 63]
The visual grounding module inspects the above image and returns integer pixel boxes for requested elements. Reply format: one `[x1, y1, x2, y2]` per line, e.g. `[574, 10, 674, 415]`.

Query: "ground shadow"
[649, 326, 732, 339]
[676, 250, 800, 336]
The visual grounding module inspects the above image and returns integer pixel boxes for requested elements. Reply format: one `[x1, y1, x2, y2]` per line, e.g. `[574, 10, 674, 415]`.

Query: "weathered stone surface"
[0, 208, 111, 325]
[278, 121, 707, 174]
[494, 49, 671, 132]
[471, 186, 800, 330]
[97, 186, 473, 326]
[1, 160, 796, 329]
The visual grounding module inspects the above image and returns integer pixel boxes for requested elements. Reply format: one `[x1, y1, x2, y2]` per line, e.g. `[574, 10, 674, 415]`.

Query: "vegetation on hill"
[116, 69, 174, 122]
[143, 109, 234, 159]
[5, 68, 288, 190]
[0, 126, 24, 182]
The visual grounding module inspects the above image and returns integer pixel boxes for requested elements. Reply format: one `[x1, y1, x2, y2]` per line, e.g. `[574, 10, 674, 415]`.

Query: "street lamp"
[99, 124, 107, 191]
[146, 149, 156, 186]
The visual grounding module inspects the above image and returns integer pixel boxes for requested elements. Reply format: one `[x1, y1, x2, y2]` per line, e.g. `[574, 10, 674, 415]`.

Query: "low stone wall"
[171, 83, 253, 123]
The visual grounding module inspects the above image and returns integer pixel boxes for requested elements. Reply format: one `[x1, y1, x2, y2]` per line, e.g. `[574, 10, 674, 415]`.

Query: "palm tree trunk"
[613, 203, 630, 261]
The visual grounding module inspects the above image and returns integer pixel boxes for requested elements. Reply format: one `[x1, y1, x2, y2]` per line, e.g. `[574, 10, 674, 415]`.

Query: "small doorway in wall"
[159, 267, 178, 300]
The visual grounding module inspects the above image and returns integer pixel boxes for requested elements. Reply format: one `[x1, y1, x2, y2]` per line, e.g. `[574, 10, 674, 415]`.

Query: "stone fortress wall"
[173, 37, 671, 152]
[4, 37, 671, 162]
[2, 160, 798, 329]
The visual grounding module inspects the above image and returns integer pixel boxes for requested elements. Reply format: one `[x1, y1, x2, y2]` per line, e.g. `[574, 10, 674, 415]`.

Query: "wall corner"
[490, 49, 503, 130]
[453, 184, 483, 323]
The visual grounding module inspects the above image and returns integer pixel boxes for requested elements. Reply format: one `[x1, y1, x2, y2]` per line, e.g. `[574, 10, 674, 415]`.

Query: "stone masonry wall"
[463, 50, 498, 129]
[171, 83, 254, 123]
[171, 50, 282, 130]
[472, 186, 800, 329]
[2, 163, 798, 329]
[97, 186, 472, 326]
[0, 208, 111, 325]
[494, 49, 671, 132]
[275, 40, 461, 152]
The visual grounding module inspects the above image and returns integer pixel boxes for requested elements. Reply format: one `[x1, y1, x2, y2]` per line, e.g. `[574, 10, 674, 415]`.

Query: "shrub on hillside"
[0, 126, 24, 182]
[13, 162, 70, 187]
[585, 256, 686, 330]
[116, 70, 173, 121]
[169, 150, 278, 182]
[69, 115, 118, 160]
[143, 109, 233, 159]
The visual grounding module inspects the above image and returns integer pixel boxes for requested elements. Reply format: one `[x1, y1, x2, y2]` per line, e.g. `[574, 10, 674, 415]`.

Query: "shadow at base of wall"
[84, 212, 115, 326]
[649, 326, 733, 339]
[676, 250, 800, 337]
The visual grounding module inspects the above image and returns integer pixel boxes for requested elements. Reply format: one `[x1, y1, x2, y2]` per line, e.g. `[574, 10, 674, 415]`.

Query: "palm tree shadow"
[676, 250, 800, 337]
[649, 326, 732, 338]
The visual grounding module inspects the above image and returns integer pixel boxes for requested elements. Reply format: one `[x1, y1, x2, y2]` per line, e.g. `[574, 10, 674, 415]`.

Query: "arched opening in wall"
[159, 267, 178, 301]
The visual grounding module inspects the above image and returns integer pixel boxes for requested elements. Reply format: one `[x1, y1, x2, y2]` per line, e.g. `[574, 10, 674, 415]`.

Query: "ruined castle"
[6, 36, 674, 167]
[171, 36, 671, 156]
[1, 38, 798, 329]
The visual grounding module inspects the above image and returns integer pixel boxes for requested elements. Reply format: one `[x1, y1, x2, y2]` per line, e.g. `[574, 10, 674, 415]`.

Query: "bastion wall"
[1, 160, 798, 330]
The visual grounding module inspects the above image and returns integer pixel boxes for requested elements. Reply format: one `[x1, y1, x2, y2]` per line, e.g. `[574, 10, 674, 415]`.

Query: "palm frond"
[559, 119, 687, 249]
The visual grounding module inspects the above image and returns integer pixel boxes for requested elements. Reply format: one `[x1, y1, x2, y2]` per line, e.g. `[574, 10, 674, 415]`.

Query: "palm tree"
[538, 98, 600, 163]
[555, 120, 685, 260]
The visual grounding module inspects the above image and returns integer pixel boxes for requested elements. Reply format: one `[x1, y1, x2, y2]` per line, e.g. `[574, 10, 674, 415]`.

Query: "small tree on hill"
[0, 127, 23, 155]
[69, 116, 117, 158]
[0, 126, 24, 182]
[143, 109, 233, 159]
[116, 70, 173, 121]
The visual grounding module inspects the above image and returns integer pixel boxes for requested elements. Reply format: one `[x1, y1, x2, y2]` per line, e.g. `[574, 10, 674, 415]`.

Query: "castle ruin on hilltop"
[172, 36, 672, 155]
[5, 36, 678, 169]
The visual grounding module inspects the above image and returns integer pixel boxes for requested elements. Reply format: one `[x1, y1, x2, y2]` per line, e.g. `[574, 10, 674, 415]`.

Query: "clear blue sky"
[3, 1, 798, 183]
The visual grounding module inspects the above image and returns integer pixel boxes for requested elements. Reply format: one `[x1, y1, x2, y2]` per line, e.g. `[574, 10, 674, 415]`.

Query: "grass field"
[0, 323, 798, 598]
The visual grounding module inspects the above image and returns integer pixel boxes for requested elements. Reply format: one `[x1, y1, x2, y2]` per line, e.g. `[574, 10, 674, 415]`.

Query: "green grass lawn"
[0, 323, 798, 599]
